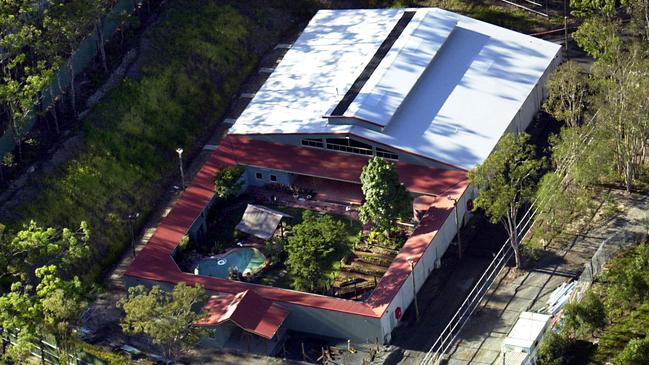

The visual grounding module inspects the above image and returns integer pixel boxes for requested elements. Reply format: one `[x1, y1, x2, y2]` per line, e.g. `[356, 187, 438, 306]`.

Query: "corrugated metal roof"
[195, 291, 289, 339]
[229, 8, 561, 170]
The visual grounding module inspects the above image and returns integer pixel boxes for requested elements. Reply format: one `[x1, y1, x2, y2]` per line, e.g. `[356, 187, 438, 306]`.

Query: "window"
[255, 172, 263, 180]
[270, 175, 277, 182]
[376, 147, 398, 160]
[325, 138, 373, 156]
[301, 138, 324, 148]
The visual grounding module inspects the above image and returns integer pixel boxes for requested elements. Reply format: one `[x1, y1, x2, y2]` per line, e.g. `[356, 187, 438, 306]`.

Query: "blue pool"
[194, 247, 266, 279]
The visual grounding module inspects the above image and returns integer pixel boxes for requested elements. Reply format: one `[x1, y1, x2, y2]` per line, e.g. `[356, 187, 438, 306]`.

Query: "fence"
[3, 330, 107, 365]
[571, 229, 643, 302]
[0, 0, 145, 160]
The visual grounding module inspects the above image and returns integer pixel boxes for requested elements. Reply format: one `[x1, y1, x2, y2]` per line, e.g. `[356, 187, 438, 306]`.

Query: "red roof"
[126, 136, 469, 319]
[216, 135, 467, 196]
[195, 291, 288, 339]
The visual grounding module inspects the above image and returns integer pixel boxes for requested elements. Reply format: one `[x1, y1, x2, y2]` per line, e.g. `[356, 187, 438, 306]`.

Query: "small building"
[125, 7, 561, 346]
[195, 290, 289, 355]
[500, 311, 552, 365]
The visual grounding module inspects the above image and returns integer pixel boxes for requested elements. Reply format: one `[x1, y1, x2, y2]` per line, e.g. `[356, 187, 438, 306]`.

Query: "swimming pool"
[194, 247, 267, 279]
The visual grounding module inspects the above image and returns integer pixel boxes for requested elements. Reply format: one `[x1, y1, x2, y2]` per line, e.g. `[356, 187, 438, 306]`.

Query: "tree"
[359, 157, 412, 232]
[285, 211, 347, 292]
[44, 0, 106, 117]
[544, 61, 589, 128]
[572, 17, 621, 62]
[562, 291, 606, 338]
[0, 266, 87, 363]
[591, 46, 649, 192]
[468, 133, 544, 269]
[0, 222, 91, 362]
[0, 220, 91, 283]
[118, 283, 206, 362]
[616, 336, 649, 365]
[214, 164, 245, 200]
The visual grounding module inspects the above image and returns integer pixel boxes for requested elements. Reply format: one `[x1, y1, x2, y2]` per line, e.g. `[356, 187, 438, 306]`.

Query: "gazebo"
[235, 204, 292, 240]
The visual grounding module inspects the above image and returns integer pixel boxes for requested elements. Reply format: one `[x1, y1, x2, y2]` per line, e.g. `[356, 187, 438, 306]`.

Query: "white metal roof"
[502, 312, 551, 351]
[229, 8, 561, 170]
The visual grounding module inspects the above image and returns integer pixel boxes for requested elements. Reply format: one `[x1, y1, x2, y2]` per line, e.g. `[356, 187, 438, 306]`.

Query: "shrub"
[615, 337, 649, 365]
[214, 164, 245, 200]
[537, 331, 572, 365]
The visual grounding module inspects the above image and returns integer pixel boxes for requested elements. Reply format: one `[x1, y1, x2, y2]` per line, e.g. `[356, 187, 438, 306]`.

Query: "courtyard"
[175, 179, 411, 300]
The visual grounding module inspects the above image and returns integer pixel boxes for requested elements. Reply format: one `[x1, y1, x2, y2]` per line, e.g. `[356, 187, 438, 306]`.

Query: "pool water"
[194, 247, 266, 279]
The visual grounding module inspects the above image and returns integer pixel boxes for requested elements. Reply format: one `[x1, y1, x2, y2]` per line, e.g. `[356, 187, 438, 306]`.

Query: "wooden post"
[564, 16, 569, 60]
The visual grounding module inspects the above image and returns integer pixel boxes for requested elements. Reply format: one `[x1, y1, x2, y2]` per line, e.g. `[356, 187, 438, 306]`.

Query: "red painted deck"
[126, 135, 468, 319]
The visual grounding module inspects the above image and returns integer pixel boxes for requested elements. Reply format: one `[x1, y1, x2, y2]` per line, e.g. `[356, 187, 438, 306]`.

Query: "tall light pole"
[407, 257, 420, 322]
[176, 147, 185, 189]
[448, 195, 462, 260]
[127, 212, 140, 257]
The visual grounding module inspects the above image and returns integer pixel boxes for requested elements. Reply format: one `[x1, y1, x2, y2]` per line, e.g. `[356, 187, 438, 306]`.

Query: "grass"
[6, 1, 287, 282]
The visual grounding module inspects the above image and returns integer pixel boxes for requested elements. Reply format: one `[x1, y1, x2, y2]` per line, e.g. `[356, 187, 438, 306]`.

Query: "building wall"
[246, 134, 455, 170]
[379, 185, 477, 341]
[123, 275, 383, 344]
[280, 301, 384, 343]
[244, 166, 296, 187]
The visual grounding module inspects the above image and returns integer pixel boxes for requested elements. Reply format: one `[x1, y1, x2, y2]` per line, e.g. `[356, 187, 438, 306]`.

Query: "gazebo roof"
[235, 204, 291, 240]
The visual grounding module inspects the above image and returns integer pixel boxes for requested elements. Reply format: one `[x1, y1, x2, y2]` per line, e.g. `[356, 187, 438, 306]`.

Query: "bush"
[214, 164, 245, 200]
[615, 337, 649, 365]
[537, 331, 572, 365]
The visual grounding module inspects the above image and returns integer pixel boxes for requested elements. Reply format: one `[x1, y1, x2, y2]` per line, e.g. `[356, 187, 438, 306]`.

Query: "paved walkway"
[440, 191, 649, 365]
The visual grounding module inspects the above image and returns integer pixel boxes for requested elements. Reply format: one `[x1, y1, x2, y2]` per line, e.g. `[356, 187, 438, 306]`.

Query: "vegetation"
[0, 0, 113, 159]
[537, 242, 649, 364]
[285, 210, 350, 292]
[5, 1, 277, 281]
[543, 61, 589, 128]
[118, 283, 206, 362]
[468, 133, 545, 268]
[214, 164, 245, 200]
[0, 221, 91, 363]
[359, 157, 412, 232]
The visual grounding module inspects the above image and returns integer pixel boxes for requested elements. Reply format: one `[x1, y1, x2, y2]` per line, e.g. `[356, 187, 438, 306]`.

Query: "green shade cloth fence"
[0, 0, 144, 160]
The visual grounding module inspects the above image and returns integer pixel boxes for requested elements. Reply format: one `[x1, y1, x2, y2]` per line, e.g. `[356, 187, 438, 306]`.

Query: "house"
[125, 7, 561, 347]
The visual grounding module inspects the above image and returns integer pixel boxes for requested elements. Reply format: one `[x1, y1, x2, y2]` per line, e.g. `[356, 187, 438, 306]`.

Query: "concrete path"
[439, 191, 649, 365]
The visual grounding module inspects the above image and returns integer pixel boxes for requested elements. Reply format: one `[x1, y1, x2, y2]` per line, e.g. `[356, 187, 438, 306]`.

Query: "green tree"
[214, 164, 245, 200]
[359, 157, 412, 232]
[118, 283, 206, 362]
[285, 211, 347, 292]
[572, 17, 621, 61]
[0, 221, 91, 362]
[544, 61, 589, 128]
[468, 133, 544, 269]
[0, 266, 87, 363]
[44, 0, 106, 116]
[0, 220, 91, 282]
[562, 291, 607, 338]
[615, 336, 649, 365]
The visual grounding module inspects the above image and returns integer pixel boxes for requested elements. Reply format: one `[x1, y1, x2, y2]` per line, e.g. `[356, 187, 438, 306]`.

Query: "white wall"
[379, 184, 477, 340]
